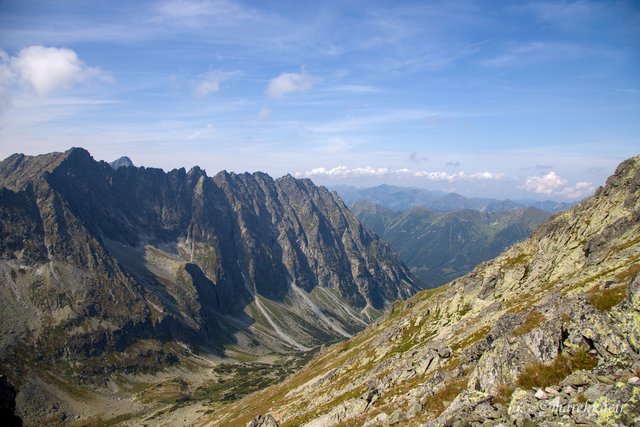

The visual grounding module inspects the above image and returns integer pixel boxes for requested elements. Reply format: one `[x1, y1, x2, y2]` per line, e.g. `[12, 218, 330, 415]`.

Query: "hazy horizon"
[1, 1, 639, 201]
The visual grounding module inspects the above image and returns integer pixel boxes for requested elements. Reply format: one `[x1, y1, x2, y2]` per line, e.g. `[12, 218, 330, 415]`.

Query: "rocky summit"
[210, 156, 640, 426]
[0, 148, 420, 424]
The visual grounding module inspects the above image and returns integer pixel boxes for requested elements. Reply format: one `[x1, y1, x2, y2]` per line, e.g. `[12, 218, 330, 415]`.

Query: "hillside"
[0, 148, 420, 424]
[351, 202, 550, 286]
[212, 156, 640, 426]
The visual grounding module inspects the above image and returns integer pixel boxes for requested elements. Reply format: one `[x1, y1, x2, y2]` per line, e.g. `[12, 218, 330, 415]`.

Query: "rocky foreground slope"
[211, 156, 640, 426]
[0, 148, 420, 423]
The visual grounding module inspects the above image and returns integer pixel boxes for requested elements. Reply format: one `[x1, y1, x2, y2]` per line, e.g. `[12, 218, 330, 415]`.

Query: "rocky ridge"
[212, 156, 640, 426]
[0, 148, 420, 424]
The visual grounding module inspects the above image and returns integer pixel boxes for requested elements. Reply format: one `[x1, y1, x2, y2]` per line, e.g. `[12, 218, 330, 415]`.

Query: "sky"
[0, 0, 639, 201]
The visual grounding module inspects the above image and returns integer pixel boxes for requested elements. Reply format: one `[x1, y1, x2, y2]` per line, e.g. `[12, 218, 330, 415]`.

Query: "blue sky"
[0, 0, 639, 200]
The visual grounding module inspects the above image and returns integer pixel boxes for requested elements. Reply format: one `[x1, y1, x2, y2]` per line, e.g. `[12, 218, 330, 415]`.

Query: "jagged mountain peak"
[0, 147, 422, 406]
[109, 155, 134, 170]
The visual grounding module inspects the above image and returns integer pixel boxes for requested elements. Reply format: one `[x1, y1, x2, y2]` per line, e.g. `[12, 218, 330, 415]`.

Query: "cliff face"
[0, 148, 421, 372]
[217, 156, 640, 427]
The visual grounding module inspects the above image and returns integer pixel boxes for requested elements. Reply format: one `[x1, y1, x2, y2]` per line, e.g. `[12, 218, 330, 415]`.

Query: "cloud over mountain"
[523, 171, 594, 199]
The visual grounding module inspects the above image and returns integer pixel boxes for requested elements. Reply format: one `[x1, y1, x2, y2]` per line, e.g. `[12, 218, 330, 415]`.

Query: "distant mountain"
[332, 184, 573, 213]
[0, 148, 420, 424]
[220, 158, 640, 427]
[351, 201, 550, 286]
[109, 155, 134, 169]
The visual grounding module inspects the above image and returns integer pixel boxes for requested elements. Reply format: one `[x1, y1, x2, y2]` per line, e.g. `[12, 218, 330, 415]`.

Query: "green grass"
[503, 252, 529, 268]
[494, 384, 515, 405]
[458, 302, 472, 316]
[587, 283, 628, 311]
[451, 324, 490, 352]
[610, 233, 640, 254]
[512, 310, 545, 336]
[616, 263, 640, 282]
[422, 376, 469, 418]
[137, 378, 188, 404]
[516, 348, 597, 390]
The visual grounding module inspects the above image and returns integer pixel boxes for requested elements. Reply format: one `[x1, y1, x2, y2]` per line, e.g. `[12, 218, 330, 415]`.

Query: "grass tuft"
[587, 284, 627, 311]
[423, 376, 469, 418]
[494, 384, 515, 405]
[512, 310, 545, 336]
[516, 348, 596, 390]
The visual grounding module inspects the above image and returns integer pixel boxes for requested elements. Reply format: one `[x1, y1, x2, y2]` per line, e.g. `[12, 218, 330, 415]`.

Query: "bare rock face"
[0, 148, 420, 373]
[247, 414, 279, 427]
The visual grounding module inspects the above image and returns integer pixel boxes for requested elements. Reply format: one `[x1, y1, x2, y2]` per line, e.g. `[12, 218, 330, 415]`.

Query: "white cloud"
[557, 181, 595, 199]
[257, 107, 272, 121]
[298, 166, 501, 183]
[413, 170, 461, 181]
[523, 171, 567, 194]
[6, 46, 110, 96]
[523, 171, 594, 199]
[469, 171, 505, 180]
[266, 71, 316, 98]
[0, 50, 14, 110]
[194, 70, 236, 97]
[300, 166, 389, 178]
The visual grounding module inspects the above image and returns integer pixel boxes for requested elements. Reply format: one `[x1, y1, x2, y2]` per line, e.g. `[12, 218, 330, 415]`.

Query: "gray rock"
[385, 410, 405, 425]
[583, 383, 611, 402]
[247, 414, 279, 427]
[534, 389, 547, 400]
[561, 370, 592, 387]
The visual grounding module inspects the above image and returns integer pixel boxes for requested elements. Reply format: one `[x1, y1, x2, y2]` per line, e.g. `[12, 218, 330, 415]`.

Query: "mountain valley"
[351, 202, 550, 286]
[0, 150, 638, 426]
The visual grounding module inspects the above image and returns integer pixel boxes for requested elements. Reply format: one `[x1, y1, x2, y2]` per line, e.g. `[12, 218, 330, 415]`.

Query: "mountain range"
[1, 149, 638, 426]
[351, 201, 550, 286]
[206, 155, 640, 426]
[332, 184, 573, 213]
[0, 148, 420, 424]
